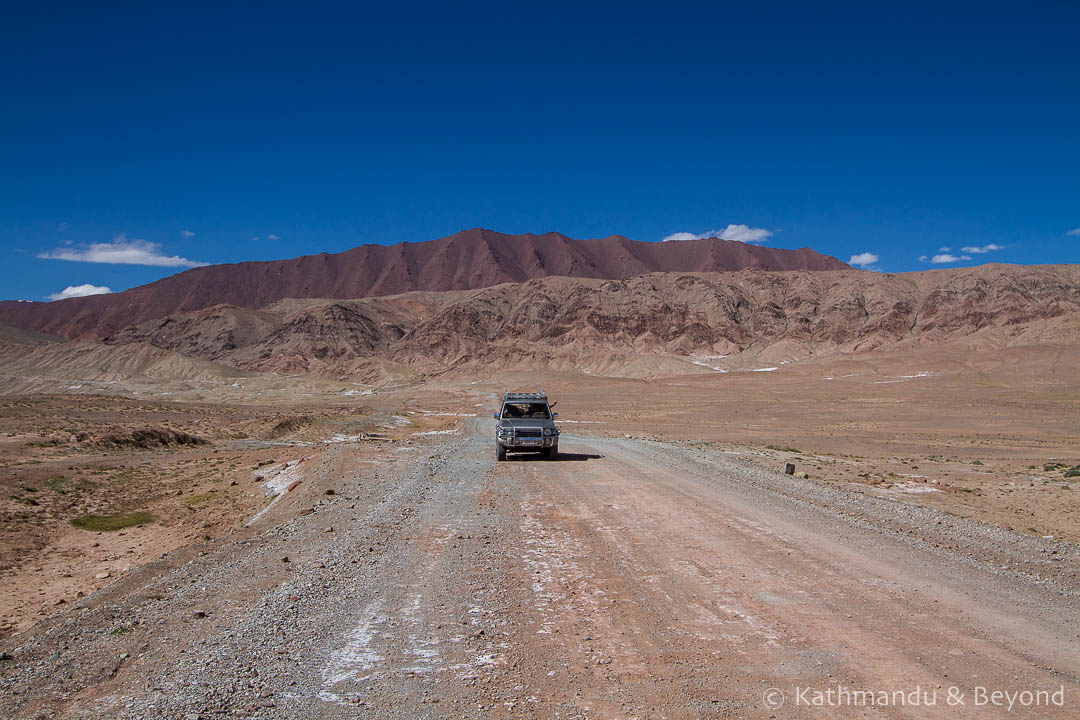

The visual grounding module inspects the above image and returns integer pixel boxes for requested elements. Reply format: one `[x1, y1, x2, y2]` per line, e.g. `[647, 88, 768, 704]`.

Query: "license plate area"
[517, 438, 543, 446]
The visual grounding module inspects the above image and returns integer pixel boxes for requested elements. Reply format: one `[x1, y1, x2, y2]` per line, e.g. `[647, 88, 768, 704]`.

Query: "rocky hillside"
[0, 229, 848, 340]
[84, 264, 1080, 379]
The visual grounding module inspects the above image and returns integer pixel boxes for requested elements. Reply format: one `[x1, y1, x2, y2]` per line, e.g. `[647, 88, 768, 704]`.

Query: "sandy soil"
[484, 341, 1079, 543]
[0, 416, 1075, 718]
[0, 392, 467, 635]
[0, 348, 1076, 717]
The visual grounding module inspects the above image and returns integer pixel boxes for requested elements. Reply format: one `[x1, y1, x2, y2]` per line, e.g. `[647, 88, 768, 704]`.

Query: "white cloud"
[931, 253, 972, 264]
[848, 252, 880, 267]
[47, 284, 112, 301]
[180, 229, 195, 238]
[267, 233, 279, 240]
[38, 233, 208, 268]
[662, 224, 774, 244]
[918, 255, 928, 262]
[661, 232, 699, 242]
[938, 246, 951, 252]
[961, 243, 1004, 254]
[1067, 228, 1080, 236]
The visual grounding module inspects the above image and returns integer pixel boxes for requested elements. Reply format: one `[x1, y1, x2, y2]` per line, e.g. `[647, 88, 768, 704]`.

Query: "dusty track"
[1, 419, 1077, 718]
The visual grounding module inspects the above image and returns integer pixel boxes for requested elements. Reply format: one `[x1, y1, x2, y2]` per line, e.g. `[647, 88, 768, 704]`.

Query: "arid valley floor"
[1, 330, 1077, 718]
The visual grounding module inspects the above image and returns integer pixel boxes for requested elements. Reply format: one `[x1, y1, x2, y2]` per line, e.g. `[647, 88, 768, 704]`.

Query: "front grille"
[515, 427, 543, 438]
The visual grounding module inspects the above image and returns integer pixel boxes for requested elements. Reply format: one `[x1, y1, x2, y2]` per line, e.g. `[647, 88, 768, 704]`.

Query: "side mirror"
[493, 412, 500, 419]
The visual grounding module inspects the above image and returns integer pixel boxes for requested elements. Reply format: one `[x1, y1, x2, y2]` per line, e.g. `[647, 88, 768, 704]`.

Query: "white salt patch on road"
[245, 460, 304, 526]
[341, 388, 374, 396]
[519, 500, 608, 642]
[415, 410, 478, 417]
[412, 429, 458, 436]
[753, 367, 779, 372]
[322, 599, 387, 692]
[401, 593, 442, 673]
[326, 434, 366, 444]
[877, 371, 932, 384]
[887, 481, 942, 494]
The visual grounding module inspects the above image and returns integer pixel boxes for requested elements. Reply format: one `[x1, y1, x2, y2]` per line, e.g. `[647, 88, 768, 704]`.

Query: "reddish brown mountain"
[0, 229, 847, 339]
[96, 264, 1080, 380]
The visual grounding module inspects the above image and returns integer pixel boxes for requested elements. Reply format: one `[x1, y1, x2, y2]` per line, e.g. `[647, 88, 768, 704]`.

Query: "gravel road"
[1, 418, 1077, 719]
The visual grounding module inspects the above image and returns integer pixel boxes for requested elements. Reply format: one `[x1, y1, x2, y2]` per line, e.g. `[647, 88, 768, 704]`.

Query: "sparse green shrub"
[185, 490, 228, 507]
[71, 511, 154, 531]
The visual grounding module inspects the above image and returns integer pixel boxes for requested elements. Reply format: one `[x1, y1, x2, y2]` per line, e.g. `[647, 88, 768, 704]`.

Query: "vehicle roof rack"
[504, 390, 547, 401]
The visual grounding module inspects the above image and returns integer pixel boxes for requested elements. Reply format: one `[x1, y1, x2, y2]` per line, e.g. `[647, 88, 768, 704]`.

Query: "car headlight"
[543, 428, 555, 436]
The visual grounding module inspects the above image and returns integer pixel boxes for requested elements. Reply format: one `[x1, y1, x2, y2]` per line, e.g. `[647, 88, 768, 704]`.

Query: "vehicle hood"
[497, 418, 558, 430]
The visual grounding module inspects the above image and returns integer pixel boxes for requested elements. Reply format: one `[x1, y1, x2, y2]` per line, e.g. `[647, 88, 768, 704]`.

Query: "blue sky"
[2, 2, 1077, 301]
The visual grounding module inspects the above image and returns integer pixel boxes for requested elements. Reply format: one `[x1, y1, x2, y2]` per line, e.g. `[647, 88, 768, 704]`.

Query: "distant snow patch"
[690, 359, 728, 372]
[752, 367, 779, 372]
[378, 415, 412, 430]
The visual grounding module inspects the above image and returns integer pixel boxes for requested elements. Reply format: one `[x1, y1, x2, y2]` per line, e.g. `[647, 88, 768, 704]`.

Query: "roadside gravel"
[1, 422, 1076, 719]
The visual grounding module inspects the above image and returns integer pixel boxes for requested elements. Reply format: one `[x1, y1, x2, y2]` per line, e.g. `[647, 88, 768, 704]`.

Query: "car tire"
[545, 444, 558, 460]
[496, 445, 506, 461]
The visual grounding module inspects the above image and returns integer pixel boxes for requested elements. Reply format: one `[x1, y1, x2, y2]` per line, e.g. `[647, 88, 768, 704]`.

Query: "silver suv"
[494, 391, 560, 461]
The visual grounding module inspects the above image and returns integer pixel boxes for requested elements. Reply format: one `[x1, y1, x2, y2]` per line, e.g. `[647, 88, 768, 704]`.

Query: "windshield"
[501, 402, 551, 420]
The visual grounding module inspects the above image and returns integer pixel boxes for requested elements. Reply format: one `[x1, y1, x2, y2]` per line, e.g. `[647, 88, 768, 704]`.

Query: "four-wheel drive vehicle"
[494, 390, 560, 461]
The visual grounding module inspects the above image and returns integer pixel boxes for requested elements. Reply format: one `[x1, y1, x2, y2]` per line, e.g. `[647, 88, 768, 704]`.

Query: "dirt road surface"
[2, 418, 1077, 719]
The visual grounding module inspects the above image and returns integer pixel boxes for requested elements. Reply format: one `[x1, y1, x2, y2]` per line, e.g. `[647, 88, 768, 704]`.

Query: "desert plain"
[0, 250, 1078, 718]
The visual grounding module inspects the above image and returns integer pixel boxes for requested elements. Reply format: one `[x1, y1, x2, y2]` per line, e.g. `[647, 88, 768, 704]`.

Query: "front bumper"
[497, 435, 558, 450]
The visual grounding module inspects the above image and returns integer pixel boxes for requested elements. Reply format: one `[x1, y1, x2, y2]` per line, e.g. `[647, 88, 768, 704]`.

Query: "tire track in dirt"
[2, 424, 1076, 719]
[486, 434, 1079, 718]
